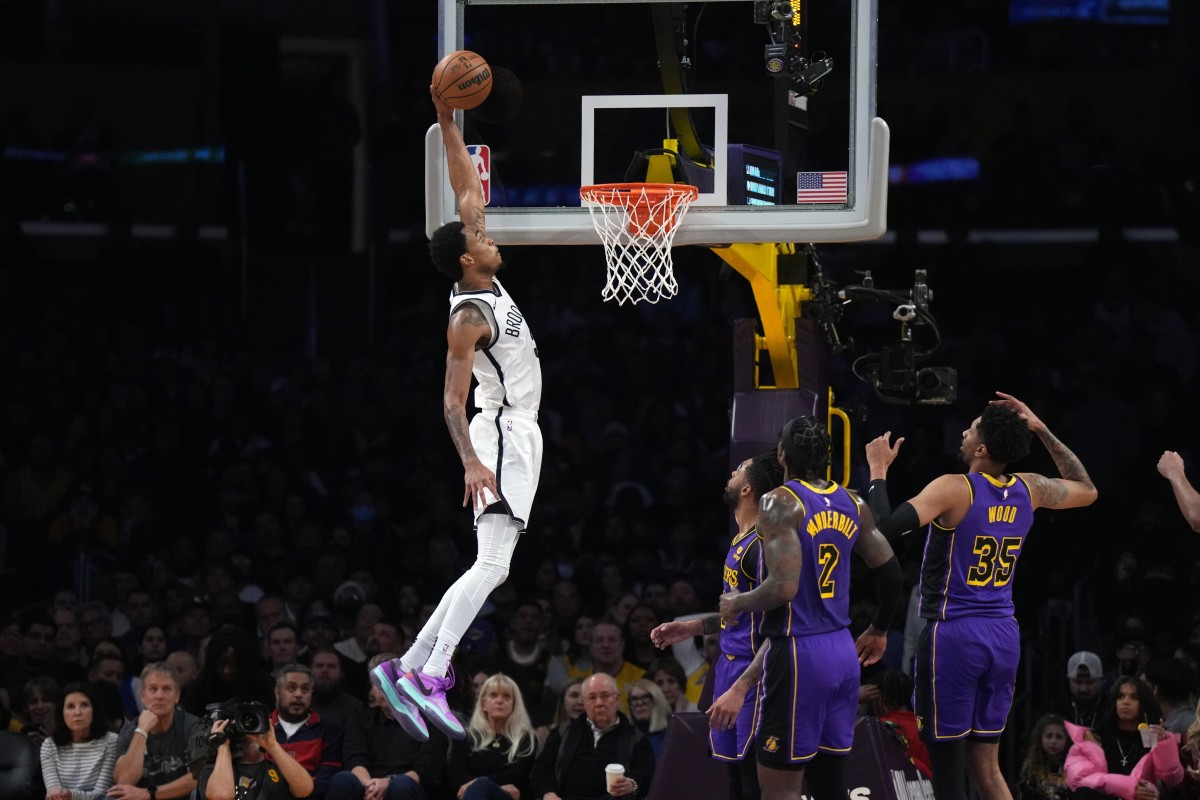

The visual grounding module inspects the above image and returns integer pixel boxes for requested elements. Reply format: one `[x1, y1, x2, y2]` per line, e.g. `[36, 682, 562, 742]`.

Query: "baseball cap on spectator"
[1067, 651, 1103, 679]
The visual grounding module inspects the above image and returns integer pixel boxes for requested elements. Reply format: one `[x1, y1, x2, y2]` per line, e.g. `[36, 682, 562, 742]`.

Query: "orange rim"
[579, 182, 700, 206]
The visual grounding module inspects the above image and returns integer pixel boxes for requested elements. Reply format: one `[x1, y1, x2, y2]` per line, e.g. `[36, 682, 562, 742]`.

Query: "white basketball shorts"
[468, 407, 543, 529]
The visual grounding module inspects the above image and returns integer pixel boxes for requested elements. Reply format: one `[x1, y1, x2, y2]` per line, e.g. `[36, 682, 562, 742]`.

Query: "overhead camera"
[187, 699, 272, 775]
[754, 1, 832, 96]
[800, 253, 958, 406]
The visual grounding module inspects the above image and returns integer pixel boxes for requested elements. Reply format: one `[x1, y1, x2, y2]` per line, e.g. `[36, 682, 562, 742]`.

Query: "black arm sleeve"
[875, 501, 920, 542]
[869, 556, 904, 631]
[867, 479, 893, 518]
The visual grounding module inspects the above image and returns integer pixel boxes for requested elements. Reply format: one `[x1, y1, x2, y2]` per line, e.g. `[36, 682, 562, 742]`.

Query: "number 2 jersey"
[918, 472, 1034, 621]
[761, 479, 862, 639]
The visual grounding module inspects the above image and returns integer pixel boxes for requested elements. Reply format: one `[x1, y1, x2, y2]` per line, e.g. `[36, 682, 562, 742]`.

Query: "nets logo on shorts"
[763, 736, 780, 753]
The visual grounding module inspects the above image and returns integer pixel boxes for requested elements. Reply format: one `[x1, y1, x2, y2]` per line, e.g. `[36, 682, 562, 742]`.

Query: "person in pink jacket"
[1064, 678, 1184, 800]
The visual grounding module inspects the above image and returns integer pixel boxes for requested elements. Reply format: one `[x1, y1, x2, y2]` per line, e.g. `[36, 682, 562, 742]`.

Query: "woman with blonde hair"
[627, 678, 671, 758]
[449, 673, 539, 800]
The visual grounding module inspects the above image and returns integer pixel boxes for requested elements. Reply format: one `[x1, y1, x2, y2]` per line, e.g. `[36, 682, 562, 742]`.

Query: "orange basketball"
[432, 50, 493, 110]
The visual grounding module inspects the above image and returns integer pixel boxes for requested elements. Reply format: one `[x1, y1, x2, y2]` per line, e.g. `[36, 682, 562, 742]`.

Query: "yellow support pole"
[828, 387, 850, 486]
[710, 242, 811, 389]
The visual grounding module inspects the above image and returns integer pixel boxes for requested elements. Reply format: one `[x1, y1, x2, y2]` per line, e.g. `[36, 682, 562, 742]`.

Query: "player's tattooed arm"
[1019, 432, 1097, 511]
[721, 490, 801, 617]
[993, 391, 1096, 510]
[445, 305, 497, 508]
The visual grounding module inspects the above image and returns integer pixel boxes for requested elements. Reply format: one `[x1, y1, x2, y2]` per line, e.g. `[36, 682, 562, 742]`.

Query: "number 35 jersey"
[918, 472, 1034, 621]
[761, 479, 862, 639]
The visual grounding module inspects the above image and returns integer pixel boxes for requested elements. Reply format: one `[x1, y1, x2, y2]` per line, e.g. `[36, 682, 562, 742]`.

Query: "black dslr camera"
[186, 699, 272, 775]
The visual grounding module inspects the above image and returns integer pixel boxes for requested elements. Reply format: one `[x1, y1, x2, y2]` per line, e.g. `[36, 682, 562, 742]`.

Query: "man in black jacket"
[325, 656, 447, 800]
[531, 674, 654, 800]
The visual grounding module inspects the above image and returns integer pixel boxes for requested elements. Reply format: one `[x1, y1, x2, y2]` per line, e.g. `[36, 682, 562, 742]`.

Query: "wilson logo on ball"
[458, 68, 492, 90]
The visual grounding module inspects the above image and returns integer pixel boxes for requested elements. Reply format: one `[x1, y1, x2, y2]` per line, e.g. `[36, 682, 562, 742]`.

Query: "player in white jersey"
[371, 85, 544, 743]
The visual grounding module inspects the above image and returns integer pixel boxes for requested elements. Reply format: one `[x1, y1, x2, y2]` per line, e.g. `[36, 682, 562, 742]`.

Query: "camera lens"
[916, 370, 943, 393]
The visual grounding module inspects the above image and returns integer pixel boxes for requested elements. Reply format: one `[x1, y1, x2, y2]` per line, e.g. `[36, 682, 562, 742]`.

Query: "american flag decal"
[796, 171, 848, 203]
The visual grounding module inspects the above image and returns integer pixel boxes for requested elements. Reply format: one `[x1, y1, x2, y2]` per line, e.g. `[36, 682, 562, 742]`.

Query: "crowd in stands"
[3, 201, 1200, 800]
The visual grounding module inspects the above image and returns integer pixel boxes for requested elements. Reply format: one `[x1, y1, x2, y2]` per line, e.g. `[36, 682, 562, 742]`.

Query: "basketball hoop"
[579, 182, 699, 305]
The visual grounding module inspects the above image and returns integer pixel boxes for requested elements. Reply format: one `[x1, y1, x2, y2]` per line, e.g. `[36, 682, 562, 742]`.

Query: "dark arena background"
[1, 0, 1199, 795]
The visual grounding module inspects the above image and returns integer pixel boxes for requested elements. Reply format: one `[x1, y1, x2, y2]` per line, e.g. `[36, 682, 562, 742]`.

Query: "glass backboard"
[426, 0, 889, 246]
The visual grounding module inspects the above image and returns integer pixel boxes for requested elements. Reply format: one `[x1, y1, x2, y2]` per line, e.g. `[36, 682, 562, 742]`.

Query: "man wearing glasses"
[530, 674, 655, 800]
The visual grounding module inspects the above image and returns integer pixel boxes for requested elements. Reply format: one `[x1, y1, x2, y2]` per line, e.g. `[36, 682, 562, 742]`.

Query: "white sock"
[420, 513, 519, 678]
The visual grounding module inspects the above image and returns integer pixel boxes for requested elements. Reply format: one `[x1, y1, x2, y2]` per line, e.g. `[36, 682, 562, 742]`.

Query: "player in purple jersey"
[650, 451, 783, 800]
[711, 417, 903, 800]
[865, 392, 1097, 800]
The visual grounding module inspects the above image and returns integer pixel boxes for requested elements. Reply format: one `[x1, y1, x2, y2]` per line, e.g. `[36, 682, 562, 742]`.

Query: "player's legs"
[804, 753, 848, 800]
[914, 620, 973, 800]
[925, 740, 969, 800]
[756, 764, 804, 800]
[732, 753, 761, 800]
[420, 510, 519, 677]
[965, 740, 1012, 800]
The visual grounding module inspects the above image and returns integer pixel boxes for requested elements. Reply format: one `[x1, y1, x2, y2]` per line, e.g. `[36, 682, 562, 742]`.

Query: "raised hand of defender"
[1158, 450, 1186, 480]
[991, 391, 1046, 433]
[865, 432, 904, 476]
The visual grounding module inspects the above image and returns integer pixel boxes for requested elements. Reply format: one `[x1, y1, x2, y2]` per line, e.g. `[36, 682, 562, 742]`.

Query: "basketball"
[432, 50, 493, 110]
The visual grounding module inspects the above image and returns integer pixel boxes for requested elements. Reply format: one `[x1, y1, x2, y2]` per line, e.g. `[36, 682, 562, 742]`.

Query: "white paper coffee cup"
[605, 763, 625, 793]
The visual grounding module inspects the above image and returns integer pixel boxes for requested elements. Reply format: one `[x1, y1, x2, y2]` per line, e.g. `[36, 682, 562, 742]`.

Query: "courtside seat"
[0, 732, 40, 800]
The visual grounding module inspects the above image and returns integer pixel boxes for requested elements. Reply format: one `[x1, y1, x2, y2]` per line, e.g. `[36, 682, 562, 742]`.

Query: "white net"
[580, 183, 699, 305]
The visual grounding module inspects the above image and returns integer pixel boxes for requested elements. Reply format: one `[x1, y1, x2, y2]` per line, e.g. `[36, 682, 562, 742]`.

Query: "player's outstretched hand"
[865, 432, 904, 476]
[707, 683, 748, 731]
[854, 625, 886, 666]
[991, 391, 1046, 433]
[651, 620, 698, 649]
[1158, 450, 1186, 480]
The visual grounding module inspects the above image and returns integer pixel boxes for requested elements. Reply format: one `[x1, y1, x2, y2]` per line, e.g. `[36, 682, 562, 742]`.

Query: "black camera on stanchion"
[186, 699, 272, 775]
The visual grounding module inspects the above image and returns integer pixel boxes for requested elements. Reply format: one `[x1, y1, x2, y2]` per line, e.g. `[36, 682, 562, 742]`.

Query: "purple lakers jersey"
[919, 472, 1034, 620]
[762, 479, 861, 638]
[720, 527, 764, 657]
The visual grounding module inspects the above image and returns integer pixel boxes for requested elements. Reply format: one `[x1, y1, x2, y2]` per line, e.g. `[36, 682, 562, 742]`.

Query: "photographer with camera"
[198, 717, 314, 800]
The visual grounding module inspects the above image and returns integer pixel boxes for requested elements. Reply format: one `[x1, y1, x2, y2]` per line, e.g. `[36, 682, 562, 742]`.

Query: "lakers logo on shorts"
[915, 714, 924, 732]
[763, 736, 780, 753]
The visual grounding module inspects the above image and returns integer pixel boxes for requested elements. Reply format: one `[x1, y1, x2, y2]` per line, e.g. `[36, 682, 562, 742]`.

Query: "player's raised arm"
[993, 391, 1097, 510]
[1158, 451, 1200, 532]
[431, 86, 486, 233]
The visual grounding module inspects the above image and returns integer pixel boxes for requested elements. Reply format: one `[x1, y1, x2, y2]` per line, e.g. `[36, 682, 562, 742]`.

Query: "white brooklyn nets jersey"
[448, 278, 542, 412]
